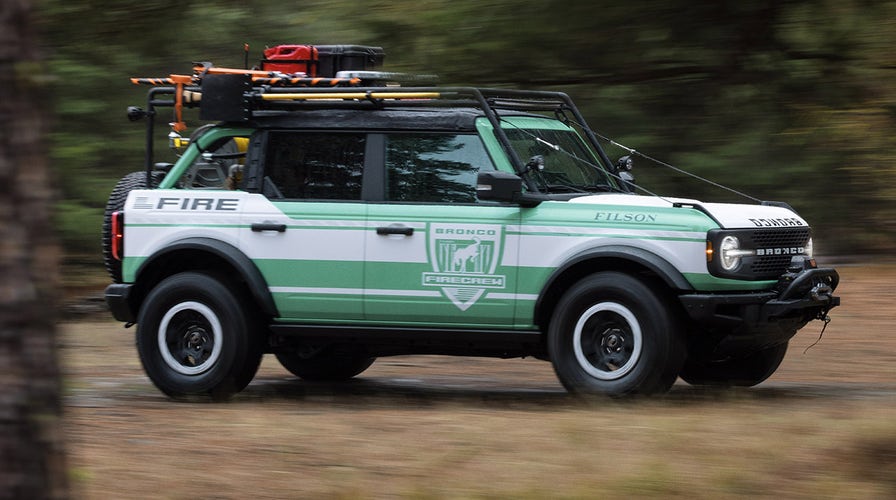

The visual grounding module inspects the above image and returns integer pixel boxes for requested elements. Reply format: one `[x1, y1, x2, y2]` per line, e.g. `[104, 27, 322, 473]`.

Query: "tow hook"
[810, 283, 833, 303]
[776, 256, 840, 302]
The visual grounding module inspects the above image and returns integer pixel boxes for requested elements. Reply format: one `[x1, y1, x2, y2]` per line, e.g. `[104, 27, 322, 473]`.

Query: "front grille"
[751, 254, 795, 276]
[707, 227, 812, 281]
[751, 228, 811, 248]
[748, 228, 811, 279]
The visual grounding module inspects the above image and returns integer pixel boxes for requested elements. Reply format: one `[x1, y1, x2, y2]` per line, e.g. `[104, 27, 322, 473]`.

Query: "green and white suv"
[103, 65, 839, 399]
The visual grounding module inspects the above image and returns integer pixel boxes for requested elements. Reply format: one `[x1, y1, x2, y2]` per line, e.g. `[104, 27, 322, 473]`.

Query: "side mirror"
[476, 171, 544, 207]
[477, 171, 523, 203]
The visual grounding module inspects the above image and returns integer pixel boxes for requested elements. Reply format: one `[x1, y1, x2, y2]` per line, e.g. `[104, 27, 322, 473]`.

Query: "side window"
[262, 132, 365, 200]
[179, 136, 249, 189]
[385, 133, 495, 203]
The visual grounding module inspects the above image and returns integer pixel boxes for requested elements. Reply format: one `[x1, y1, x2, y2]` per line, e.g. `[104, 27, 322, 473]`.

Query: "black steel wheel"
[548, 272, 685, 396]
[136, 272, 262, 400]
[680, 342, 789, 387]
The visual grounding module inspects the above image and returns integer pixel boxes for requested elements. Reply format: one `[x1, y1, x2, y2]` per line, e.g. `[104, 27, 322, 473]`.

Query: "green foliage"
[38, 0, 896, 258]
[54, 200, 103, 254]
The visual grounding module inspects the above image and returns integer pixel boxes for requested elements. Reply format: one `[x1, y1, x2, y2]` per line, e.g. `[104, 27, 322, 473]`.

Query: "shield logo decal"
[422, 223, 506, 311]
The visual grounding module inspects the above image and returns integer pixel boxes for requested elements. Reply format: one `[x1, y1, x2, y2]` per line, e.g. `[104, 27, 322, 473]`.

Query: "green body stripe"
[682, 273, 777, 291]
[122, 256, 146, 283]
[256, 260, 365, 288]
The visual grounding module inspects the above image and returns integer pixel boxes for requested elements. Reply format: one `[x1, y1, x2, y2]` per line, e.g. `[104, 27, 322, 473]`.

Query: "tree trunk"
[0, 0, 68, 498]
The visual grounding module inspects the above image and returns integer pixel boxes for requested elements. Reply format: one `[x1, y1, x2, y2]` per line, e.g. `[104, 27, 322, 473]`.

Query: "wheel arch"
[130, 237, 279, 320]
[534, 245, 693, 329]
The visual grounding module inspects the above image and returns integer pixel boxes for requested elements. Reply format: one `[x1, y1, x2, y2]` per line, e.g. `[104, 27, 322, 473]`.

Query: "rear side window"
[179, 136, 249, 189]
[262, 132, 366, 200]
[385, 133, 495, 203]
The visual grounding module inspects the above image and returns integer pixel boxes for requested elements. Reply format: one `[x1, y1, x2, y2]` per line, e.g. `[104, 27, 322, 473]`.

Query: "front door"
[364, 132, 521, 327]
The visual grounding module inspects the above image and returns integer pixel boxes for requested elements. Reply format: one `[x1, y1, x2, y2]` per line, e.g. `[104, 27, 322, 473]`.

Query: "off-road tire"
[679, 342, 789, 387]
[548, 272, 685, 396]
[102, 170, 163, 283]
[136, 272, 262, 400]
[275, 349, 375, 381]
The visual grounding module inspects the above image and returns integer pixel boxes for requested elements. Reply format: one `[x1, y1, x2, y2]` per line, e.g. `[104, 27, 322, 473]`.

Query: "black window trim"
[252, 129, 369, 202]
[247, 128, 500, 205]
[379, 130, 495, 205]
[362, 133, 385, 202]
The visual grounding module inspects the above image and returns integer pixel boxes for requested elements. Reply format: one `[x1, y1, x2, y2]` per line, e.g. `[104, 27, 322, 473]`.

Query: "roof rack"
[128, 62, 615, 192]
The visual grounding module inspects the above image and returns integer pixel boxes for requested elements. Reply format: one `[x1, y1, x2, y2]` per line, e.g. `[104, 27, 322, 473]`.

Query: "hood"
[570, 194, 808, 230]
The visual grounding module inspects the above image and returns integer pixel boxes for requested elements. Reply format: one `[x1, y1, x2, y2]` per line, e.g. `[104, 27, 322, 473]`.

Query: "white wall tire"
[137, 272, 262, 400]
[548, 272, 684, 396]
[156, 301, 224, 376]
[572, 302, 643, 381]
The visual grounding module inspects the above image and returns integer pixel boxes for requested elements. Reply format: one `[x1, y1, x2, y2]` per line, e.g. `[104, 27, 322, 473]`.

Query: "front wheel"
[548, 272, 685, 396]
[136, 272, 262, 400]
[679, 342, 788, 387]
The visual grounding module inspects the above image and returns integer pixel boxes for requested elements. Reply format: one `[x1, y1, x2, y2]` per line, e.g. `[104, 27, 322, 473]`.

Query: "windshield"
[504, 126, 619, 194]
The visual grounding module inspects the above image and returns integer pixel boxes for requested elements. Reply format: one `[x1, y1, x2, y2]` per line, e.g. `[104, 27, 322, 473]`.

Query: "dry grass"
[61, 264, 896, 499]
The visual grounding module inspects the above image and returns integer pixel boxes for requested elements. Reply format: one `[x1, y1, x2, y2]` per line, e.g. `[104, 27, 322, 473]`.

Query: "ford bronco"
[103, 47, 839, 399]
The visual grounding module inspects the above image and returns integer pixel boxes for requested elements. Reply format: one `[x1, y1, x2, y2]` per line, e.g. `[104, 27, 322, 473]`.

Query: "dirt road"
[61, 263, 896, 499]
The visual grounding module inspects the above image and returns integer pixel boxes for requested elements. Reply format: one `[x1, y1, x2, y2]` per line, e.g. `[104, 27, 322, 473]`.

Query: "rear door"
[364, 132, 522, 327]
[241, 130, 368, 322]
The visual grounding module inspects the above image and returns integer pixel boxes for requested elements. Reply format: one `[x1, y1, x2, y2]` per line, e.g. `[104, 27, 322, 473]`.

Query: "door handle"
[376, 225, 414, 236]
[251, 222, 287, 232]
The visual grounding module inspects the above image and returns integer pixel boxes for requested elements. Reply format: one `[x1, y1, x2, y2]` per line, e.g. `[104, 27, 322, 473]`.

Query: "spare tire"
[102, 171, 163, 283]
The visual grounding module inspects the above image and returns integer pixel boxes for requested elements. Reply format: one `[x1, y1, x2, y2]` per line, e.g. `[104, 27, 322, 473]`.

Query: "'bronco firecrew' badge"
[422, 223, 506, 311]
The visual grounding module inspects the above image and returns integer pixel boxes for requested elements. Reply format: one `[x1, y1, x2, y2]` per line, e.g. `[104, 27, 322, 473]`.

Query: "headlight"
[805, 238, 814, 259]
[718, 235, 754, 271]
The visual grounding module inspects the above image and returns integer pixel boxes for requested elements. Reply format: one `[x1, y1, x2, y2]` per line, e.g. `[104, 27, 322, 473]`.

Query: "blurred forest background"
[37, 0, 896, 265]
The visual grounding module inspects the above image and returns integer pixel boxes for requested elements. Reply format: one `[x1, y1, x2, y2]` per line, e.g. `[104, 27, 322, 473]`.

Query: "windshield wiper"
[580, 183, 620, 193]
[541, 183, 588, 194]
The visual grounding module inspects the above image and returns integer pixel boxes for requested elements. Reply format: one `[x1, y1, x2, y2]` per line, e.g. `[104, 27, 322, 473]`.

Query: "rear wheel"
[548, 272, 685, 396]
[679, 342, 788, 387]
[136, 272, 262, 400]
[275, 347, 375, 381]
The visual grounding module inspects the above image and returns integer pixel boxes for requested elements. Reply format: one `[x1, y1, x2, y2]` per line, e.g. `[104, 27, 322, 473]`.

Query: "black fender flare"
[534, 245, 694, 325]
[135, 237, 279, 318]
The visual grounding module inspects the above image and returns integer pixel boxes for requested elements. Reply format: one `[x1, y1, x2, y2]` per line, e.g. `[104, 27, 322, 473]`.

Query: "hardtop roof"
[234, 107, 546, 132]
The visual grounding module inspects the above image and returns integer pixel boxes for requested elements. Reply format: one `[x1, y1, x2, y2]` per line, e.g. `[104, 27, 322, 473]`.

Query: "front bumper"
[679, 261, 839, 357]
